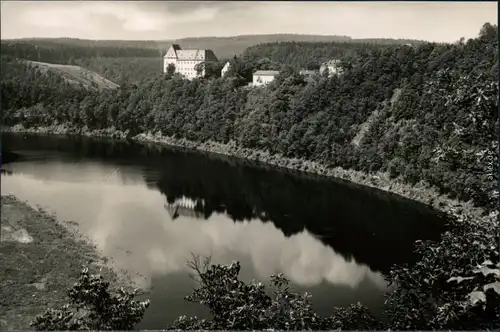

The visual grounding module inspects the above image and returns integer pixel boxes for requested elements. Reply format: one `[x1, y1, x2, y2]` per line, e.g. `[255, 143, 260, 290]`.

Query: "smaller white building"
[299, 69, 318, 83]
[252, 70, 280, 86]
[319, 59, 343, 77]
[299, 69, 317, 77]
[221, 61, 231, 77]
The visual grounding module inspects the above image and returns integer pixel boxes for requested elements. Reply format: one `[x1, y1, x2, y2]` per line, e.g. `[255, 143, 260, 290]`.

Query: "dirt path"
[0, 195, 131, 330]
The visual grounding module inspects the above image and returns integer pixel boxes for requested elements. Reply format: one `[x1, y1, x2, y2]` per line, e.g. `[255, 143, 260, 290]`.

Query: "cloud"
[11, 1, 220, 36]
[1, 1, 497, 42]
[161, 1, 250, 15]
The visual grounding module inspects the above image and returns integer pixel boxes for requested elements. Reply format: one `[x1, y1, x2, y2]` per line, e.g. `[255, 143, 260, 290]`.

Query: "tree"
[479, 22, 497, 41]
[384, 210, 500, 330]
[428, 69, 498, 209]
[31, 267, 150, 331]
[168, 255, 380, 330]
[194, 62, 205, 77]
[166, 63, 176, 76]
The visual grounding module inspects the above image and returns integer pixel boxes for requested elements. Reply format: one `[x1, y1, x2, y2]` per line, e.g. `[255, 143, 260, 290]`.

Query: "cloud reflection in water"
[1, 163, 386, 292]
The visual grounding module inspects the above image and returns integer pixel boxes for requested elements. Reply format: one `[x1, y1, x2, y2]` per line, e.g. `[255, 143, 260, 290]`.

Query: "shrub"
[168, 254, 380, 330]
[384, 210, 500, 330]
[31, 267, 150, 330]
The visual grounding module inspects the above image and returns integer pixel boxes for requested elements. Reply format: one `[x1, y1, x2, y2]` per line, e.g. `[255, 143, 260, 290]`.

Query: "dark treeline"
[1, 36, 426, 84]
[0, 40, 163, 84]
[0, 35, 423, 62]
[239, 41, 399, 70]
[72, 57, 163, 85]
[0, 40, 161, 62]
[2, 23, 497, 211]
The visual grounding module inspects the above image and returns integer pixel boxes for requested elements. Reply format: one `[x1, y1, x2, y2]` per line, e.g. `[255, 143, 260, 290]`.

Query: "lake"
[1, 133, 447, 329]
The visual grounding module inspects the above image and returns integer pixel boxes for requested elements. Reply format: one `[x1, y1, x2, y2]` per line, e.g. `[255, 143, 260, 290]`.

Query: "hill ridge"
[1, 34, 428, 60]
[25, 60, 119, 91]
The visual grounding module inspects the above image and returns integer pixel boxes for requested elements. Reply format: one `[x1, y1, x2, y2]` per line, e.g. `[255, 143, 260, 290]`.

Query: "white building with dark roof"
[163, 44, 218, 79]
[252, 70, 280, 86]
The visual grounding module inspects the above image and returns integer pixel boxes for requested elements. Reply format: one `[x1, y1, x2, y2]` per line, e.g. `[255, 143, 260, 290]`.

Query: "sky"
[0, 1, 497, 42]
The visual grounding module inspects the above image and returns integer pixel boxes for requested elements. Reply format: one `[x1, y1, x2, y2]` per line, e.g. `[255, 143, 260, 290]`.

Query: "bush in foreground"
[168, 255, 380, 330]
[33, 219, 499, 331]
[31, 267, 150, 330]
[385, 210, 500, 330]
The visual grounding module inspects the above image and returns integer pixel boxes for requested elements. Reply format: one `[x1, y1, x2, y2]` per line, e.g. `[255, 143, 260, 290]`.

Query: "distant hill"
[25, 60, 119, 91]
[72, 57, 163, 85]
[171, 34, 351, 58]
[175, 35, 427, 58]
[1, 34, 427, 60]
[0, 34, 427, 84]
[238, 41, 405, 71]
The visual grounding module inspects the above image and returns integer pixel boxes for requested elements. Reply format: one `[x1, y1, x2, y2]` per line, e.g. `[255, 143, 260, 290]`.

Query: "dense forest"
[2, 23, 499, 330]
[240, 41, 398, 70]
[72, 57, 162, 86]
[2, 23, 497, 210]
[0, 40, 162, 84]
[0, 34, 422, 60]
[0, 35, 425, 84]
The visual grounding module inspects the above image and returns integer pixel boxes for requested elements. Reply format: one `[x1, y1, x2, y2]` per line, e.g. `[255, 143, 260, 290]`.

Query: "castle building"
[163, 44, 218, 79]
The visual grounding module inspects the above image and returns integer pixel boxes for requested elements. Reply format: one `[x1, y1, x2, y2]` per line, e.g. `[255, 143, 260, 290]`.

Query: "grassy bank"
[0, 195, 141, 330]
[2, 124, 490, 222]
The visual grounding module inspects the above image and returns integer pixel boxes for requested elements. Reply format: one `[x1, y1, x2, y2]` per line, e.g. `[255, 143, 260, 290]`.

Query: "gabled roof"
[254, 70, 280, 76]
[164, 44, 218, 61]
[204, 50, 218, 61]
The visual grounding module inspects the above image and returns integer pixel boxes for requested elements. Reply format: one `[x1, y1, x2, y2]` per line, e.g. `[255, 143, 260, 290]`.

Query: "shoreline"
[0, 195, 146, 330]
[2, 124, 492, 222]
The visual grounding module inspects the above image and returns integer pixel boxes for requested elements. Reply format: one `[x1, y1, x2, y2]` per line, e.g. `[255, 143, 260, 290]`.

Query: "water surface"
[1, 133, 446, 328]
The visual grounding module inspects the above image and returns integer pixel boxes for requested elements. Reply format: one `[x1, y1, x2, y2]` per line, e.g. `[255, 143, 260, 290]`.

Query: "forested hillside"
[2, 24, 496, 210]
[71, 58, 163, 86]
[239, 41, 391, 70]
[25, 60, 119, 91]
[0, 34, 422, 60]
[0, 40, 163, 84]
[2, 23, 499, 330]
[0, 35, 425, 84]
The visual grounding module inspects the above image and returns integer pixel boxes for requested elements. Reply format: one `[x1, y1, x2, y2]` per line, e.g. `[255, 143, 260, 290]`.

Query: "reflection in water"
[1, 134, 447, 328]
[1, 168, 385, 289]
[165, 197, 205, 220]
